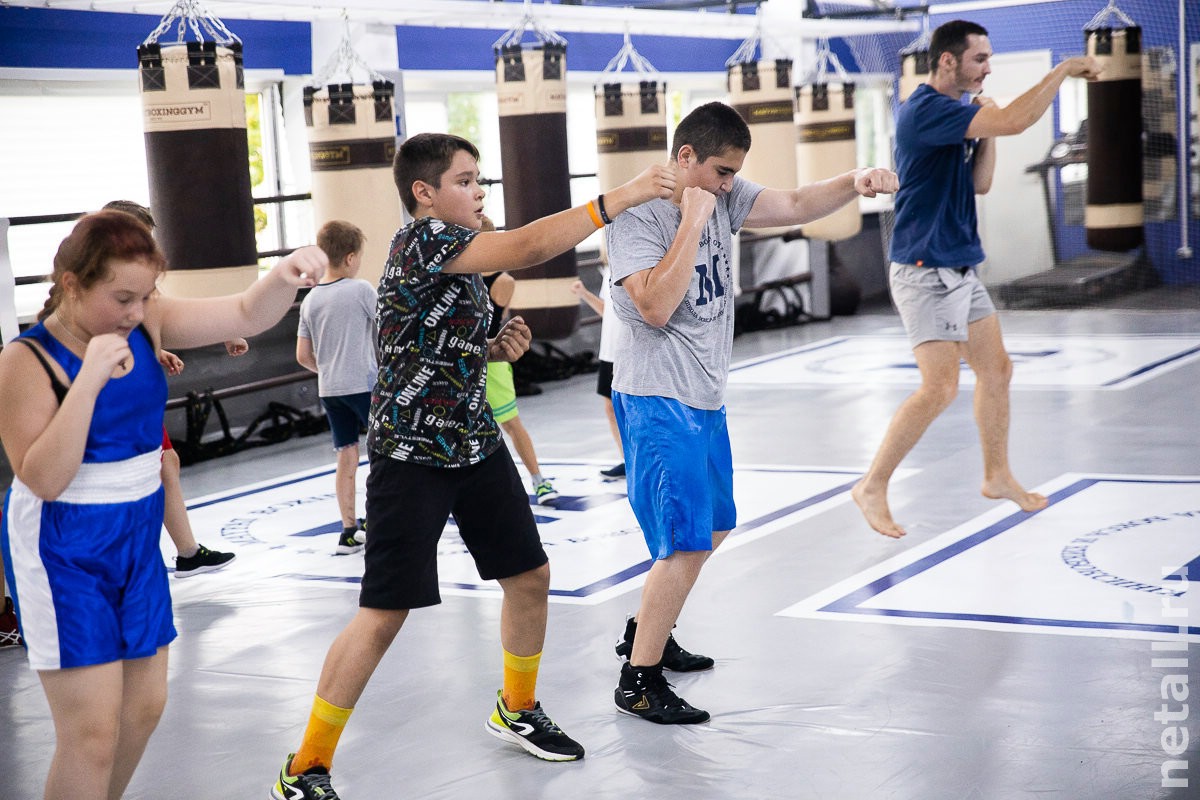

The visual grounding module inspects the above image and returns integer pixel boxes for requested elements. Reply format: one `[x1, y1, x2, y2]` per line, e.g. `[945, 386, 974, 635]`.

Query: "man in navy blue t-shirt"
[853, 19, 1100, 539]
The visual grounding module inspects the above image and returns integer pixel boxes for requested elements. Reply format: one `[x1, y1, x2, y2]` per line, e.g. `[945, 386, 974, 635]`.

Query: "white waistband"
[13, 449, 163, 505]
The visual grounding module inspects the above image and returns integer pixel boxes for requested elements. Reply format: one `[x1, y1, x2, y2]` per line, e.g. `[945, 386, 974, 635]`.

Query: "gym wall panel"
[0, 7, 311, 74]
[396, 27, 742, 73]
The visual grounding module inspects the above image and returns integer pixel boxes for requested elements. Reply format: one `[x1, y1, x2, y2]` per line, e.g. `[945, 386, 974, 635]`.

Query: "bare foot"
[852, 480, 907, 538]
[982, 478, 1048, 512]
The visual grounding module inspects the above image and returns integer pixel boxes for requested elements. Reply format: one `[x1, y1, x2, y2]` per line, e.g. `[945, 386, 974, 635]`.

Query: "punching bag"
[595, 81, 667, 190]
[795, 81, 861, 241]
[496, 42, 578, 340]
[139, 40, 258, 296]
[728, 60, 798, 235]
[596, 80, 667, 267]
[305, 81, 400, 287]
[1085, 26, 1143, 251]
[898, 47, 930, 103]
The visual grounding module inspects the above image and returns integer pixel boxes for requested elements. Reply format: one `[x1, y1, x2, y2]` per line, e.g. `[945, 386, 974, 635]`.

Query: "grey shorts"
[889, 262, 996, 348]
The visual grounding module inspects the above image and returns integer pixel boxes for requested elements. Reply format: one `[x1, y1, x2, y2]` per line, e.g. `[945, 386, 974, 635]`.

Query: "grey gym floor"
[2, 296, 1197, 800]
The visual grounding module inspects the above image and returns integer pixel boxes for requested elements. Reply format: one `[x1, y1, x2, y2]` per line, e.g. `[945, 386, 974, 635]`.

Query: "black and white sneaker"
[615, 616, 714, 672]
[485, 690, 584, 761]
[174, 544, 236, 578]
[600, 462, 626, 479]
[614, 662, 709, 725]
[271, 753, 341, 799]
[335, 529, 363, 555]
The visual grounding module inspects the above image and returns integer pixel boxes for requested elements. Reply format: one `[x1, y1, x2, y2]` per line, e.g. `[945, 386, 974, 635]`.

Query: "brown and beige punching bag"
[595, 80, 667, 266]
[1085, 26, 1143, 251]
[139, 40, 258, 297]
[898, 46, 930, 103]
[795, 81, 861, 241]
[496, 42, 578, 340]
[728, 60, 798, 235]
[595, 81, 667, 191]
[305, 81, 400, 287]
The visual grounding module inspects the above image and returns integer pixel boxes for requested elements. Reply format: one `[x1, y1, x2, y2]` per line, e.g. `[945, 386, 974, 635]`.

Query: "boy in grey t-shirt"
[608, 102, 898, 724]
[298, 220, 378, 554]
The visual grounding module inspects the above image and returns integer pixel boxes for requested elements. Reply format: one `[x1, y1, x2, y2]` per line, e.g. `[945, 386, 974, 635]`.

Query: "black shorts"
[361, 445, 548, 610]
[596, 359, 614, 399]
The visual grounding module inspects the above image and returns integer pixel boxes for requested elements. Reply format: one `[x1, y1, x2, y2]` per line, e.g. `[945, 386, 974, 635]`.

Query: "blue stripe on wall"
[0, 7, 311, 74]
[396, 26, 743, 73]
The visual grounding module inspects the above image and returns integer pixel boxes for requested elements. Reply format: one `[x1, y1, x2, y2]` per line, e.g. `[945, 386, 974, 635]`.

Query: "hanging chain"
[492, 0, 567, 51]
[602, 30, 658, 76]
[312, 12, 389, 87]
[142, 0, 240, 47]
[1085, 0, 1137, 30]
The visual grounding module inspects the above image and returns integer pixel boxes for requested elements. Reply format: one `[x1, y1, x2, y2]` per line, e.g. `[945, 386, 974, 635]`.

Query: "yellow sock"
[292, 695, 353, 775]
[502, 649, 542, 711]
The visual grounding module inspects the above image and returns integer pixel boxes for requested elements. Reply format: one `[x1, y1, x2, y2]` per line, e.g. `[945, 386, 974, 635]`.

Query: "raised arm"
[445, 165, 675, 274]
[151, 245, 328, 351]
[971, 96, 999, 194]
[742, 167, 899, 230]
[570, 279, 605, 315]
[621, 186, 715, 328]
[965, 56, 1100, 139]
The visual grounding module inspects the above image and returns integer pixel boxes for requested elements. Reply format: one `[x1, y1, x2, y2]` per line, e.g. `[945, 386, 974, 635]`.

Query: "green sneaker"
[485, 690, 584, 761]
[270, 753, 340, 799]
[534, 480, 559, 506]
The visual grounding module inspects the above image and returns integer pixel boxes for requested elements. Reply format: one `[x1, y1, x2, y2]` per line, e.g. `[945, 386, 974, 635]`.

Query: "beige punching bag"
[305, 81, 401, 287]
[596, 80, 667, 267]
[139, 40, 259, 297]
[898, 47, 930, 103]
[496, 42, 579, 340]
[728, 60, 798, 235]
[595, 80, 668, 190]
[795, 81, 861, 241]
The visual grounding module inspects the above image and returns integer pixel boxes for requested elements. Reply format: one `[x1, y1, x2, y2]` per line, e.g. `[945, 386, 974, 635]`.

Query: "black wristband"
[597, 194, 613, 225]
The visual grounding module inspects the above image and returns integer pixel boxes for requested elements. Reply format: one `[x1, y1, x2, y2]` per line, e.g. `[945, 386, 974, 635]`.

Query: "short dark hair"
[102, 200, 155, 230]
[670, 101, 752, 162]
[392, 132, 480, 216]
[930, 20, 989, 73]
[317, 220, 365, 268]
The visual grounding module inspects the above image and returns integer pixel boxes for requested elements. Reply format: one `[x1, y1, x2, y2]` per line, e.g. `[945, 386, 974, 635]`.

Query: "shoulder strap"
[17, 338, 69, 404]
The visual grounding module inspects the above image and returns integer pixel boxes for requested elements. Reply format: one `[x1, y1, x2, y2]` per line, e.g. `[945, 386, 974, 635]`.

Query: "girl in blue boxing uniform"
[0, 211, 327, 799]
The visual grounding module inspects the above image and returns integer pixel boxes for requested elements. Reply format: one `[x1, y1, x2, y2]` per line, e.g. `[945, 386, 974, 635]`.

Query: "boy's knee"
[507, 562, 550, 594]
[919, 379, 958, 409]
[358, 607, 409, 642]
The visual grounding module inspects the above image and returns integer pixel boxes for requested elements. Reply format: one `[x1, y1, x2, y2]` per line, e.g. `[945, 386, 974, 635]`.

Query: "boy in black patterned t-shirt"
[271, 132, 674, 799]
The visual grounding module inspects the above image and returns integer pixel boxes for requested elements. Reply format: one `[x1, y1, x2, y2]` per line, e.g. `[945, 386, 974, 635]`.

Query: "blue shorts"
[1, 450, 177, 670]
[321, 392, 371, 449]
[612, 392, 736, 559]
